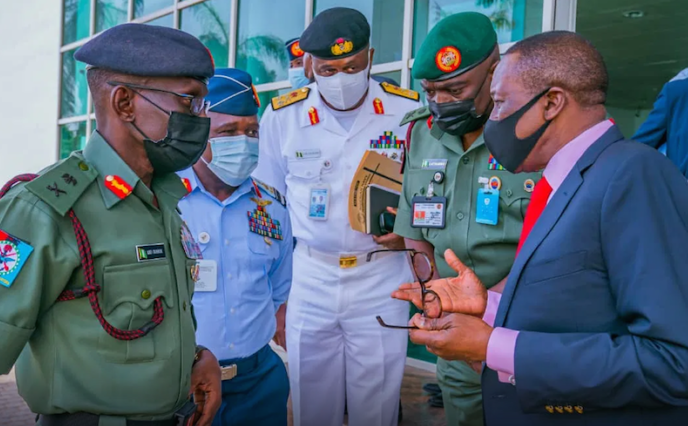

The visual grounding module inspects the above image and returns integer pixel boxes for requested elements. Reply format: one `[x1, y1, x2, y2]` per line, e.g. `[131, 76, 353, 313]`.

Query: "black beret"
[74, 23, 215, 81]
[300, 7, 370, 60]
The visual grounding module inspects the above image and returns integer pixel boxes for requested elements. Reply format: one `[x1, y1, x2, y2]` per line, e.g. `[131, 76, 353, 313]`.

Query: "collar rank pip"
[104, 175, 133, 199]
[248, 179, 284, 242]
[271, 87, 310, 111]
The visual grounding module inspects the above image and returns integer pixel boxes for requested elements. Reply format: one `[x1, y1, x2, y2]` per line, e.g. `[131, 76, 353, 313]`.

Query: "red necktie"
[516, 176, 553, 255]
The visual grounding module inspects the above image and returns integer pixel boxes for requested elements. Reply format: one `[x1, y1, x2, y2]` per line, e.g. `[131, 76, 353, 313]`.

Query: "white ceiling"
[576, 0, 688, 110]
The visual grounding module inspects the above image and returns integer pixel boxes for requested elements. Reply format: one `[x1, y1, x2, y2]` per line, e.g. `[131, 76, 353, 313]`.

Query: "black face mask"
[483, 88, 551, 173]
[427, 72, 491, 136]
[132, 94, 210, 175]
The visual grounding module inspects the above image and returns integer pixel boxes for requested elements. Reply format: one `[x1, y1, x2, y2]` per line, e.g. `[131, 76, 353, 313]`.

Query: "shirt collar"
[543, 119, 614, 196]
[84, 131, 188, 209]
[178, 167, 254, 206]
[83, 131, 142, 209]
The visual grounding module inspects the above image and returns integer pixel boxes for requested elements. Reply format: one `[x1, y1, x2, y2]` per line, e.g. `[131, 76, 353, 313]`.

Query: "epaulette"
[24, 153, 98, 217]
[380, 82, 420, 102]
[400, 106, 431, 126]
[271, 87, 310, 111]
[251, 177, 287, 207]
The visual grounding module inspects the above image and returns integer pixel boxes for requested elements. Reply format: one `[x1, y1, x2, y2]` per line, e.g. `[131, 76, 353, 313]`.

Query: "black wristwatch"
[193, 345, 208, 365]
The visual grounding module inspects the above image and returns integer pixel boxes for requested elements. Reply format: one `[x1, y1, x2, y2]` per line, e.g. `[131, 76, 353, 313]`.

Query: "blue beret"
[74, 23, 214, 81]
[300, 8, 370, 59]
[285, 38, 305, 62]
[206, 68, 260, 117]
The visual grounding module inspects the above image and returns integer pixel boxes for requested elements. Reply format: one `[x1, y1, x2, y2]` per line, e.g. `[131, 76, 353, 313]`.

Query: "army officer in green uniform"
[393, 13, 541, 426]
[0, 24, 222, 426]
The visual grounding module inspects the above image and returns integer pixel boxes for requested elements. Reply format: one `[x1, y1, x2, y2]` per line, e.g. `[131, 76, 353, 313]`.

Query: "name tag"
[476, 189, 499, 226]
[421, 159, 448, 170]
[295, 149, 321, 160]
[194, 259, 218, 292]
[136, 243, 166, 262]
[411, 196, 447, 229]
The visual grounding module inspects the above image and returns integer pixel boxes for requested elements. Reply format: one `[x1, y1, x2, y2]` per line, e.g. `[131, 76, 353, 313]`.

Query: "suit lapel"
[494, 125, 625, 327]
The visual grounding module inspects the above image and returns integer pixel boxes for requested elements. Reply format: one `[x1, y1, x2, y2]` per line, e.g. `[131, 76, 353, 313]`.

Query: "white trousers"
[287, 245, 413, 426]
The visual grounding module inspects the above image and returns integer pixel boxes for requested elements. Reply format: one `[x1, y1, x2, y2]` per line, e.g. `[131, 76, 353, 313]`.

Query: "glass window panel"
[236, 0, 305, 85]
[63, 0, 91, 45]
[180, 0, 232, 68]
[61, 49, 89, 118]
[134, 0, 174, 19]
[314, 0, 404, 65]
[60, 122, 88, 159]
[372, 71, 402, 86]
[146, 13, 174, 28]
[95, 0, 128, 34]
[412, 0, 543, 57]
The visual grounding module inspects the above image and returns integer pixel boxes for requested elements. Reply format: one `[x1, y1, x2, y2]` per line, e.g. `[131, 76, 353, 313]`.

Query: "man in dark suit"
[634, 67, 688, 176]
[392, 31, 688, 425]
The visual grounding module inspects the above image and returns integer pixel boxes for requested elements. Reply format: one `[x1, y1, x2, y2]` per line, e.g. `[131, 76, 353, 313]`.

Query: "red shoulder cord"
[0, 174, 163, 340]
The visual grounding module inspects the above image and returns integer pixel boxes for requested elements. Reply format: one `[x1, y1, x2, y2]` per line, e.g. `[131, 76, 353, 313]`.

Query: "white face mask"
[314, 61, 370, 110]
[202, 135, 259, 187]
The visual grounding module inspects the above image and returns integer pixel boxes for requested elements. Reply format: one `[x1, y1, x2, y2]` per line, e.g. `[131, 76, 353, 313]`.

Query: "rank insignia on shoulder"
[271, 87, 310, 111]
[487, 154, 505, 171]
[252, 178, 287, 207]
[181, 178, 192, 194]
[380, 82, 420, 102]
[0, 230, 33, 288]
[104, 175, 133, 199]
[247, 203, 283, 241]
[370, 131, 405, 150]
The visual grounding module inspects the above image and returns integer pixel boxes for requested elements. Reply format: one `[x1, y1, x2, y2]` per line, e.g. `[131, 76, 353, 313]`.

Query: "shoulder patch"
[400, 106, 431, 126]
[0, 229, 34, 288]
[24, 154, 98, 217]
[380, 82, 420, 102]
[251, 178, 287, 207]
[271, 87, 311, 111]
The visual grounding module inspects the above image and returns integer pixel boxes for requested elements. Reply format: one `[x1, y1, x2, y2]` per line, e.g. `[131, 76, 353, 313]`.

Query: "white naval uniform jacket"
[254, 80, 421, 254]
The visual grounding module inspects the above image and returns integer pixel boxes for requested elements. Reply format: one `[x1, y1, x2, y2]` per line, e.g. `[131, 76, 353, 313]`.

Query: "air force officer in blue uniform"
[178, 68, 293, 426]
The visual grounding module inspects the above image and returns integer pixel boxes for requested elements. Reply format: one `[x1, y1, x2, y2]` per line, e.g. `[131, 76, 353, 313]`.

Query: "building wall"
[0, 0, 61, 184]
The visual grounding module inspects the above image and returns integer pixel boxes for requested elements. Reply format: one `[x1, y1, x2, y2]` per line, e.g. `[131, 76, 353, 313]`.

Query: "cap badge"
[435, 46, 462, 73]
[331, 37, 354, 56]
[291, 41, 305, 58]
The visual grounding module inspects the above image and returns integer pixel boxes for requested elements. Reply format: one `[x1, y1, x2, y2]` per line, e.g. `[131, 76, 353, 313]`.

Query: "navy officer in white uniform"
[178, 68, 292, 426]
[254, 7, 420, 426]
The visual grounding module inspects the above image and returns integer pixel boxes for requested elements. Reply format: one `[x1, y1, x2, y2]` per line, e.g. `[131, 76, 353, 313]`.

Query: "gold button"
[555, 406, 564, 414]
[78, 162, 89, 171]
[564, 405, 573, 413]
[545, 405, 554, 414]
[574, 405, 583, 414]
[183, 301, 187, 311]
[141, 290, 151, 300]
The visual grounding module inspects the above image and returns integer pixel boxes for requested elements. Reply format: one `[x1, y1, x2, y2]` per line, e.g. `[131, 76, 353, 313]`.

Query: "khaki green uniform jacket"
[0, 132, 198, 421]
[395, 107, 541, 286]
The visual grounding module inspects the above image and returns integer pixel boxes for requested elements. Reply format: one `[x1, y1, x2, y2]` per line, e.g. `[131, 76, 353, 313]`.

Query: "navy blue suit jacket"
[633, 77, 688, 177]
[482, 126, 688, 425]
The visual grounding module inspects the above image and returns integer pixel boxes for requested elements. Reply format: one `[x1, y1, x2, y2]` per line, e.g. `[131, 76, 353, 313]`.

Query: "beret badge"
[331, 37, 354, 56]
[435, 46, 462, 73]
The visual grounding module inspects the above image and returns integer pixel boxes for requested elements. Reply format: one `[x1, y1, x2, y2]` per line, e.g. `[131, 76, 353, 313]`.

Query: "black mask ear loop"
[128, 89, 172, 142]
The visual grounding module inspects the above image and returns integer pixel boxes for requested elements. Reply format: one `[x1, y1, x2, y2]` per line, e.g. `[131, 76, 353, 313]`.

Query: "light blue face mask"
[289, 67, 310, 89]
[203, 135, 259, 187]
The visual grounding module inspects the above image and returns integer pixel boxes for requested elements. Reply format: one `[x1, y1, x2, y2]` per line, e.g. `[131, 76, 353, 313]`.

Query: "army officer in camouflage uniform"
[0, 24, 221, 426]
[393, 13, 541, 426]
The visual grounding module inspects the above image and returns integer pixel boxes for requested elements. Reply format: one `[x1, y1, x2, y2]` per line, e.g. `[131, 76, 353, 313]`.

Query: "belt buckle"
[339, 256, 357, 269]
[221, 364, 237, 381]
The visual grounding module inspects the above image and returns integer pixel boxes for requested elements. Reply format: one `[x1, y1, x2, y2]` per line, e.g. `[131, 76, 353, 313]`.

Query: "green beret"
[412, 12, 497, 81]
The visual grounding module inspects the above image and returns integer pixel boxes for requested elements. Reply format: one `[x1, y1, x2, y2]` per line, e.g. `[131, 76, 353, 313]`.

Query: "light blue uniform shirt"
[178, 169, 293, 360]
